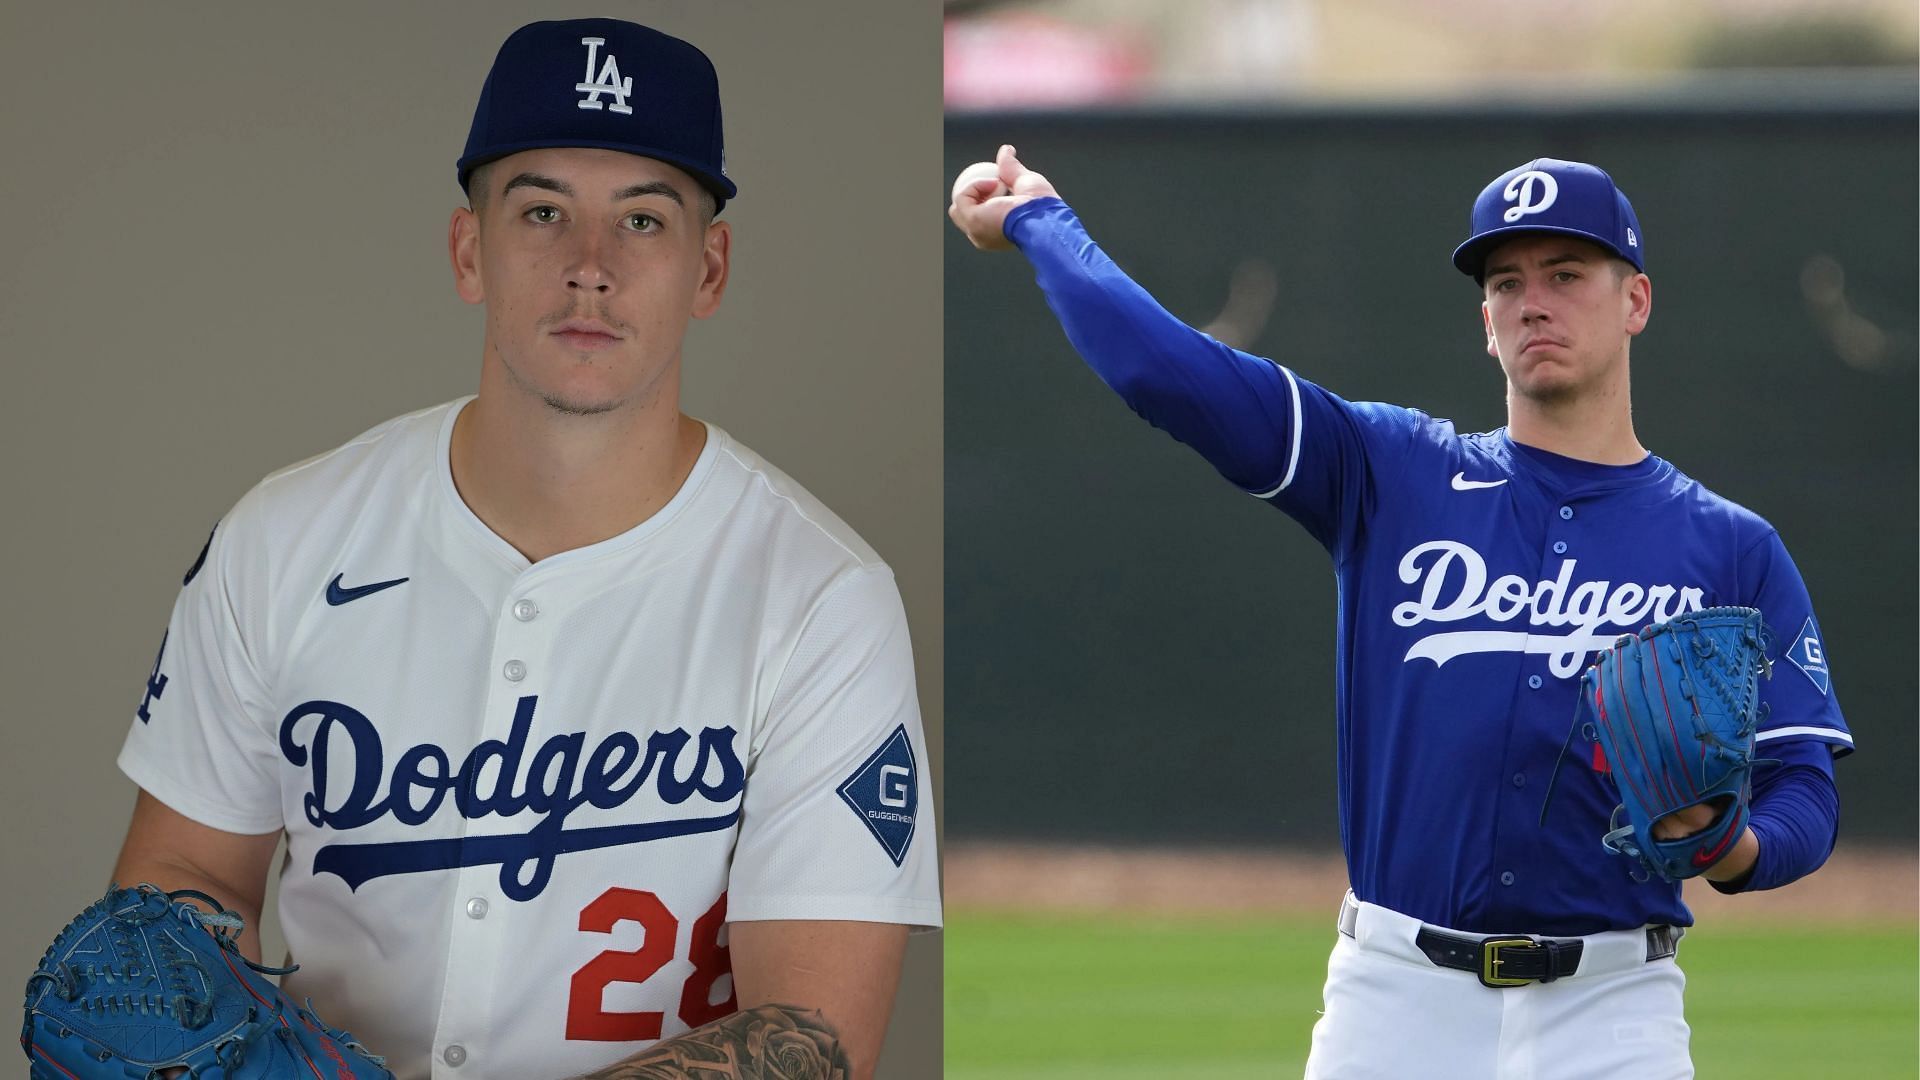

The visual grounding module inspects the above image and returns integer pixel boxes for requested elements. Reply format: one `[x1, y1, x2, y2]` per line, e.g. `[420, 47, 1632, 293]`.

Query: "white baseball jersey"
[119, 397, 941, 1080]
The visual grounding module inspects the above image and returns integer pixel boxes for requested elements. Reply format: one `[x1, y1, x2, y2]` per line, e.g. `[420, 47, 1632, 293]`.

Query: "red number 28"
[565, 888, 737, 1041]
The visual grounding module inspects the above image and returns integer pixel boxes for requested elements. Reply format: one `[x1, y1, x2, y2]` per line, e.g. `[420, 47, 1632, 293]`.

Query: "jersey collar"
[435, 395, 724, 571]
[1499, 429, 1671, 496]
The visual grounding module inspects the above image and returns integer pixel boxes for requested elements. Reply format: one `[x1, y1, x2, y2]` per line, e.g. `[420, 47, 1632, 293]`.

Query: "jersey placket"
[430, 571, 561, 1076]
[1483, 482, 1581, 925]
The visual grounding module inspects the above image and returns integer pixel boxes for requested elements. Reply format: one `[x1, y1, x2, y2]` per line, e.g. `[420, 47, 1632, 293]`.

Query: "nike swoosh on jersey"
[1450, 472, 1509, 490]
[325, 573, 410, 606]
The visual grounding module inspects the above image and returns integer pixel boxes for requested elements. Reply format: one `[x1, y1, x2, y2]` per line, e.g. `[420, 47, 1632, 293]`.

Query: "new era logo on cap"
[1452, 158, 1644, 281]
[458, 18, 737, 210]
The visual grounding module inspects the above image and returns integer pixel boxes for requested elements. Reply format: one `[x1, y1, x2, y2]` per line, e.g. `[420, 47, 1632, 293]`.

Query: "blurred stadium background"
[942, 1, 1917, 1075]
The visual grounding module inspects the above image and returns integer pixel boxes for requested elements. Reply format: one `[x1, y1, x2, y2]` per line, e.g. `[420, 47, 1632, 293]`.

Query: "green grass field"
[944, 910, 1918, 1079]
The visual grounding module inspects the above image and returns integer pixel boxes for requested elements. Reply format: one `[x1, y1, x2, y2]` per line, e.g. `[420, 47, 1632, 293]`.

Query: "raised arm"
[948, 144, 1304, 493]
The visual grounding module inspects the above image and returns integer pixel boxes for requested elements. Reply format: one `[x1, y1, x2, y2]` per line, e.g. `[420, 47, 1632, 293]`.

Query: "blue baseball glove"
[22, 884, 391, 1080]
[1580, 607, 1772, 882]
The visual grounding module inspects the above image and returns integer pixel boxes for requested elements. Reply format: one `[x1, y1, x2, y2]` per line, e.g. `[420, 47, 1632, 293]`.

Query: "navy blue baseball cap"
[1451, 158, 1642, 281]
[458, 19, 736, 211]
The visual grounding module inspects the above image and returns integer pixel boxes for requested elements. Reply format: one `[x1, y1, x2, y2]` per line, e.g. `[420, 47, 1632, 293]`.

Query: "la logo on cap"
[576, 36, 632, 114]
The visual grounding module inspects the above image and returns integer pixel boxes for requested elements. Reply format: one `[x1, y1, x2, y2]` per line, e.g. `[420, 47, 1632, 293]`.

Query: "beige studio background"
[0, 2, 943, 1075]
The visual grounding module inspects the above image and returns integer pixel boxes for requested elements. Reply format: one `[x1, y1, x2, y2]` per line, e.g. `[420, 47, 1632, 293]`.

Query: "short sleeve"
[726, 566, 941, 930]
[1742, 530, 1853, 757]
[117, 516, 286, 833]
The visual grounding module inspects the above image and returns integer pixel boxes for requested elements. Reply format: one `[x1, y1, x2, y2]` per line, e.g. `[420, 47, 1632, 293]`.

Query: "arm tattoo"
[569, 1003, 853, 1080]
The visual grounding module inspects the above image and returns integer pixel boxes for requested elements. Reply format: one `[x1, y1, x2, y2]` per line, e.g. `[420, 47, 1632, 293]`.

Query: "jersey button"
[1559, 505, 1574, 520]
[1527, 675, 1542, 689]
[1552, 541, 1568, 554]
[1500, 871, 1516, 886]
[443, 1045, 467, 1067]
[503, 659, 527, 682]
[1512, 772, 1526, 788]
[513, 598, 539, 621]
[466, 897, 489, 920]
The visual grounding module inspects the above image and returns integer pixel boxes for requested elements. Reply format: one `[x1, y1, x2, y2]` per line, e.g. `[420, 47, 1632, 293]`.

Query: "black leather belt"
[1338, 896, 1681, 990]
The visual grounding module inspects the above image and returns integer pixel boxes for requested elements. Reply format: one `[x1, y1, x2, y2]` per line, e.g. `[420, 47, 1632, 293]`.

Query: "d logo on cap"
[1452, 158, 1645, 281]
[1502, 171, 1559, 223]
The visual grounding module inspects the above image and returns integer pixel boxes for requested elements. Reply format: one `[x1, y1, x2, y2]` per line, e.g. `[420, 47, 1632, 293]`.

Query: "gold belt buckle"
[1480, 937, 1535, 989]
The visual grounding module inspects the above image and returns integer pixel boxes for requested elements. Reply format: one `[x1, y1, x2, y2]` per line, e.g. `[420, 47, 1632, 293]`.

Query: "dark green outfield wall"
[945, 91, 1918, 847]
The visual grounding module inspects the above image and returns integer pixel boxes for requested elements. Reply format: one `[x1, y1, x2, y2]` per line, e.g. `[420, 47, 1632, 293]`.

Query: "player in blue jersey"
[949, 146, 1851, 1077]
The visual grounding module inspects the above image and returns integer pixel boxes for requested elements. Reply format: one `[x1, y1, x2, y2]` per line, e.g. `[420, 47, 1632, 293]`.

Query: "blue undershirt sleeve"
[1003, 197, 1300, 493]
[1711, 738, 1840, 894]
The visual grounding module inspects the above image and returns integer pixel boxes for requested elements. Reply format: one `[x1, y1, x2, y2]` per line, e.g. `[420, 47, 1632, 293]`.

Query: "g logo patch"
[1786, 614, 1830, 695]
[837, 725, 918, 866]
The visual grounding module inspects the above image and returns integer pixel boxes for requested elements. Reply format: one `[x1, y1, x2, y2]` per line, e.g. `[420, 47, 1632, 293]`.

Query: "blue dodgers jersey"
[1259, 380, 1853, 934]
[1004, 196, 1851, 936]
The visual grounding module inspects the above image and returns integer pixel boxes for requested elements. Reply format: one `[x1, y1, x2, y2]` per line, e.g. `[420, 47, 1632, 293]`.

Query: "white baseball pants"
[1305, 893, 1693, 1080]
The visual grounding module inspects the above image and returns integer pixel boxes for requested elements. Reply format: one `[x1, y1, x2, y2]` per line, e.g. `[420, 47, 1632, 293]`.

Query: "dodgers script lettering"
[279, 695, 745, 901]
[1392, 540, 1705, 677]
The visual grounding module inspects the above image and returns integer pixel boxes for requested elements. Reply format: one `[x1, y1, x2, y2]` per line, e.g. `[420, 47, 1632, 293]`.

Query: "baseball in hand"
[948, 144, 1058, 251]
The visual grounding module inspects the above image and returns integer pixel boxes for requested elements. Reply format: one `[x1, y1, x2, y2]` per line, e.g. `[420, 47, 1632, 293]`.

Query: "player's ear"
[450, 207, 485, 305]
[1623, 273, 1652, 336]
[1482, 300, 1498, 359]
[690, 219, 730, 320]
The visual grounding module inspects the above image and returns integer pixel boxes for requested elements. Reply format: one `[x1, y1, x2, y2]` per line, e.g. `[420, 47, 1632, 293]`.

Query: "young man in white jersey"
[109, 20, 938, 1080]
